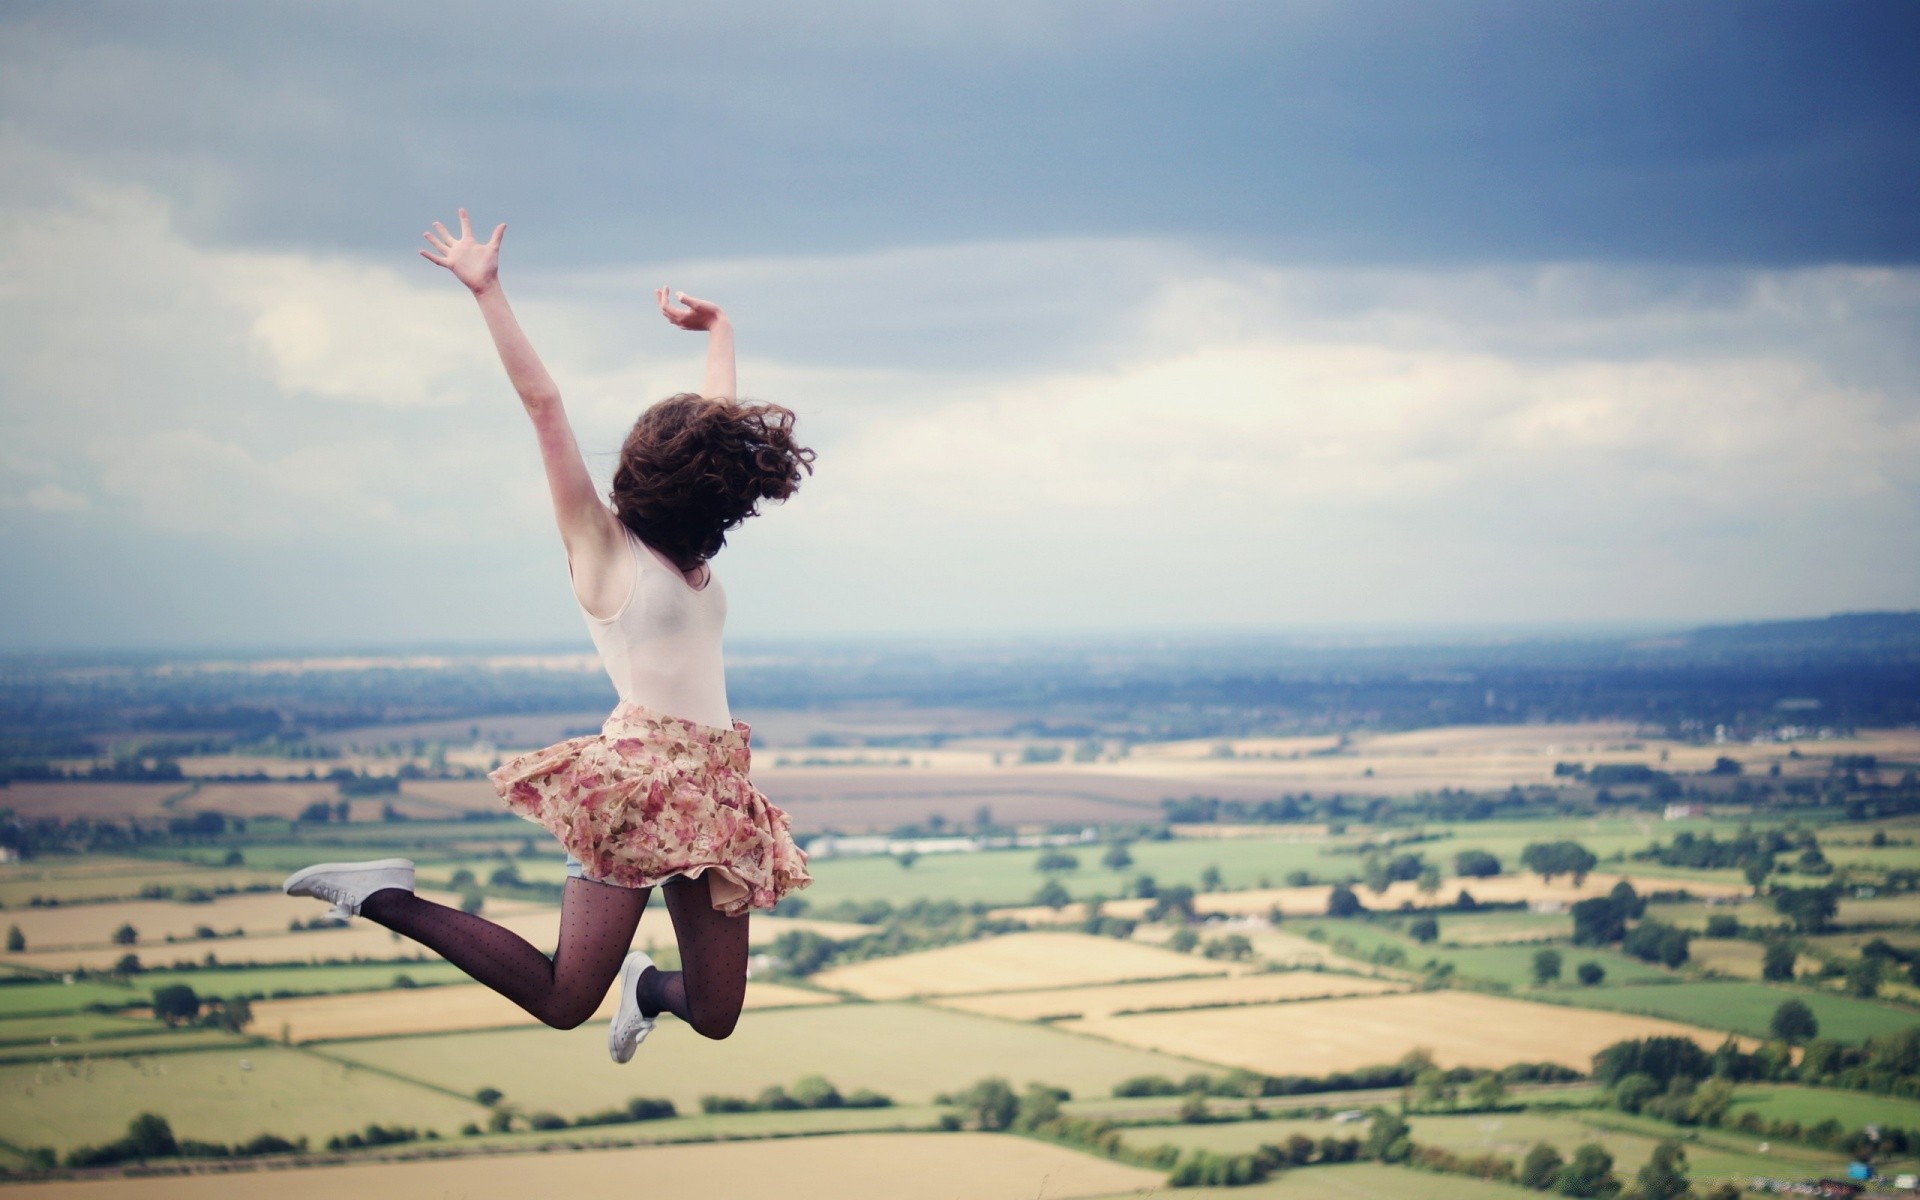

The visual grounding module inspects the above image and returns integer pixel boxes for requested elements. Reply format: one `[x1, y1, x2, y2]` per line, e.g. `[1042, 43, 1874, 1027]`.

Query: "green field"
[321, 1001, 1227, 1118]
[1556, 980, 1920, 1043]
[0, 1025, 247, 1064]
[0, 961, 479, 1019]
[1727, 1083, 1920, 1131]
[0, 1044, 487, 1152]
[1288, 918, 1673, 989]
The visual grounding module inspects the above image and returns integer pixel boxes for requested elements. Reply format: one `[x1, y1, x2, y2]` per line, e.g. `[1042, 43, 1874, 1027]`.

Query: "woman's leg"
[361, 876, 649, 1029]
[636, 874, 750, 1040]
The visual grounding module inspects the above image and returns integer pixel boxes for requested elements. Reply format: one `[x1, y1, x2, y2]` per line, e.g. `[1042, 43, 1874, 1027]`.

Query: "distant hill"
[1680, 611, 1920, 657]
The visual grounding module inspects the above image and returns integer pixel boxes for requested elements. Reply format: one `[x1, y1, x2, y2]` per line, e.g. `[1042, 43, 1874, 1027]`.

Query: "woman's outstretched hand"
[421, 209, 505, 293]
[657, 287, 728, 331]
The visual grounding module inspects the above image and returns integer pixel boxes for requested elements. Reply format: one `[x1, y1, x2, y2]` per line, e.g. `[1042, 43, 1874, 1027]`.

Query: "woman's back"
[581, 525, 730, 729]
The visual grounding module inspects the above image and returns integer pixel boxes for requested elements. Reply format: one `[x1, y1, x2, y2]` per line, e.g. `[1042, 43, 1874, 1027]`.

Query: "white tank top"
[579, 526, 731, 729]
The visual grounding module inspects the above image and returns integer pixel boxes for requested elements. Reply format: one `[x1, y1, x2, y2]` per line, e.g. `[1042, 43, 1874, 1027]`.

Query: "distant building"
[1663, 802, 1706, 821]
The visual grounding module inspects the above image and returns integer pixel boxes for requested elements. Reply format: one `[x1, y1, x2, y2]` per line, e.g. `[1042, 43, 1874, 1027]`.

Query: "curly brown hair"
[609, 394, 815, 570]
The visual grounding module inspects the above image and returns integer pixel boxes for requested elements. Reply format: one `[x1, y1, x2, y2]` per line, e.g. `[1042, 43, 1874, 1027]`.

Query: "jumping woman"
[283, 209, 813, 1061]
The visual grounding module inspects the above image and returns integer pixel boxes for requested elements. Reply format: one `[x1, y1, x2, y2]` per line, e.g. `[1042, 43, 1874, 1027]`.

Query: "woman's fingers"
[458, 208, 473, 238]
[433, 220, 455, 244]
[419, 248, 450, 266]
[423, 231, 451, 253]
[488, 223, 506, 248]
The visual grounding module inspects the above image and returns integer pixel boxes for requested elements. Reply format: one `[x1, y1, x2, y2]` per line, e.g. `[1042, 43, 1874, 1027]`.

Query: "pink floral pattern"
[488, 701, 810, 916]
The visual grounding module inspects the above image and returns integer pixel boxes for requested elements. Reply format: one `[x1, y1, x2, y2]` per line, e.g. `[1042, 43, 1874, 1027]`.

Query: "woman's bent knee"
[689, 1009, 740, 1040]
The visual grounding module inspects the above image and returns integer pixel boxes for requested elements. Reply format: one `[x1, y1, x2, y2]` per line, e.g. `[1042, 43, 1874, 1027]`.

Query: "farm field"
[1061, 990, 1743, 1078]
[1687, 937, 1819, 980]
[0, 1044, 486, 1152]
[1285, 918, 1675, 988]
[0, 860, 281, 908]
[1107, 1162, 1537, 1199]
[0, 1131, 1162, 1200]
[1021, 870, 1751, 927]
[1560, 980, 1920, 1043]
[0, 1025, 246, 1065]
[1726, 1083, 1920, 1130]
[320, 1001, 1222, 1118]
[252, 978, 837, 1042]
[6, 905, 870, 973]
[1129, 1110, 1848, 1185]
[811, 930, 1236, 999]
[1433, 910, 1573, 945]
[0, 888, 494, 950]
[931, 969, 1407, 1021]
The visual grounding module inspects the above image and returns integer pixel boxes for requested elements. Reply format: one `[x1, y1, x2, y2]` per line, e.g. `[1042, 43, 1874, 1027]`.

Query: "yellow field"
[811, 931, 1235, 999]
[1061, 990, 1744, 1077]
[0, 1132, 1159, 1200]
[249, 978, 837, 1042]
[932, 968, 1407, 1021]
[0, 784, 186, 819]
[1688, 938, 1820, 981]
[0, 889, 520, 951]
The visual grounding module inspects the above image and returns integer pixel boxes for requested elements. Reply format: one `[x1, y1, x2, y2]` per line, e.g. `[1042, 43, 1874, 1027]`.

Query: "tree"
[1520, 840, 1597, 885]
[1363, 854, 1393, 895]
[1467, 1071, 1506, 1111]
[1532, 949, 1563, 985]
[1327, 884, 1365, 917]
[151, 984, 200, 1026]
[1101, 843, 1133, 871]
[1576, 961, 1605, 986]
[113, 923, 139, 946]
[1199, 864, 1224, 892]
[1032, 879, 1073, 911]
[113, 953, 142, 976]
[5, 925, 22, 952]
[1635, 1140, 1689, 1200]
[1168, 927, 1199, 953]
[1408, 915, 1439, 944]
[1416, 865, 1443, 895]
[124, 1113, 178, 1160]
[1520, 1143, 1564, 1190]
[1771, 884, 1839, 933]
[951, 1077, 1018, 1131]
[204, 996, 252, 1033]
[1035, 851, 1079, 873]
[893, 850, 918, 870]
[1762, 941, 1797, 981]
[1552, 1142, 1619, 1197]
[1014, 1083, 1068, 1131]
[1769, 999, 1818, 1045]
[790, 1075, 843, 1109]
[1455, 849, 1502, 878]
[1364, 1108, 1411, 1163]
[1845, 957, 1881, 999]
[1148, 885, 1198, 923]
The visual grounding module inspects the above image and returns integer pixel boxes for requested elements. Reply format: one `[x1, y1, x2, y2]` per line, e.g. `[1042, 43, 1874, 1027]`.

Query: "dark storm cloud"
[3, 0, 1915, 268]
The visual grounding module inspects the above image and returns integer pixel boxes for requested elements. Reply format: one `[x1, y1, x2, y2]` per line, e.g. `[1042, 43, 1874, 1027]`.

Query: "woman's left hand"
[657, 288, 728, 331]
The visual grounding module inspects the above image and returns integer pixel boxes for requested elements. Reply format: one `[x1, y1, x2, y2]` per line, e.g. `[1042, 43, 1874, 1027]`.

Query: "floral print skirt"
[488, 701, 810, 916]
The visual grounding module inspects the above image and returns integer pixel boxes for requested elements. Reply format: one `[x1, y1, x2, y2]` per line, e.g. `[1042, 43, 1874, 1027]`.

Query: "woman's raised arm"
[657, 288, 735, 400]
[423, 210, 627, 615]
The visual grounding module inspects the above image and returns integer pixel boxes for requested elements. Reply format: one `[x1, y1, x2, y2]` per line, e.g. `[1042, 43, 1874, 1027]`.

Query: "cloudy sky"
[2, 1, 1917, 650]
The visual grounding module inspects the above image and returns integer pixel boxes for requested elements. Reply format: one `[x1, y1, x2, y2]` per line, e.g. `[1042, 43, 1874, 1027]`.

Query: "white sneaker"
[608, 950, 657, 1064]
[282, 858, 415, 921]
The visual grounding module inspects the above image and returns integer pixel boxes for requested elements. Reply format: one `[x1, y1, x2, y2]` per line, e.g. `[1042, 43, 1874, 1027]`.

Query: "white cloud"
[1, 181, 1916, 644]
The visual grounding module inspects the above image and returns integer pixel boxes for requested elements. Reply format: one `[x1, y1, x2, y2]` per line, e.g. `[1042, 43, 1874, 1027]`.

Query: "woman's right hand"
[421, 209, 506, 293]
